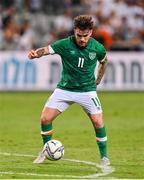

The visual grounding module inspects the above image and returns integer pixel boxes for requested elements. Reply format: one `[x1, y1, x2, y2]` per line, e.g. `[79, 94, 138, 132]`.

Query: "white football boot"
[100, 157, 110, 167]
[33, 150, 46, 164]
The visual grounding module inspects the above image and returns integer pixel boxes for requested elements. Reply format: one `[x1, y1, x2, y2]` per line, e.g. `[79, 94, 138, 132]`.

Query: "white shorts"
[45, 88, 102, 114]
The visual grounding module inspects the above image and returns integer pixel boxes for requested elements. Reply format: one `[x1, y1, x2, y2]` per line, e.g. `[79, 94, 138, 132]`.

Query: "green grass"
[0, 92, 144, 179]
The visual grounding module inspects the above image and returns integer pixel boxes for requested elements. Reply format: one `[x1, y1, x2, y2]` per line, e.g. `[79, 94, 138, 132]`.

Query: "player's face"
[74, 28, 92, 48]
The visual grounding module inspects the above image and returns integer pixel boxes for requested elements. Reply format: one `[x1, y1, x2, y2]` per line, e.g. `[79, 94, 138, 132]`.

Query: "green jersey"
[50, 36, 106, 92]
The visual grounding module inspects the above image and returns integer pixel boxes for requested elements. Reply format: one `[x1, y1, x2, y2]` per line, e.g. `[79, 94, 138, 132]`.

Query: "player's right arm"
[28, 46, 49, 59]
[28, 39, 65, 59]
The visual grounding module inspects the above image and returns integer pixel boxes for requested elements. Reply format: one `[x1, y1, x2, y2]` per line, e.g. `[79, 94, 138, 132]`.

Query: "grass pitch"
[0, 92, 144, 179]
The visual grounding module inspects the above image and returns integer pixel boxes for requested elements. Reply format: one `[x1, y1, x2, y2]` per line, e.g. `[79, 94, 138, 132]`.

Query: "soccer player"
[28, 15, 110, 166]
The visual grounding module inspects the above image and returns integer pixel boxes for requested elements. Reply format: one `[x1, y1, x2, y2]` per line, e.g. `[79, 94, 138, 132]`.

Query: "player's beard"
[78, 41, 87, 48]
[75, 37, 88, 48]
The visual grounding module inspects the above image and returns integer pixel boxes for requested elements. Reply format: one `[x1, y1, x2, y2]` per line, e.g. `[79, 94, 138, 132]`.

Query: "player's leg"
[40, 107, 61, 145]
[34, 88, 72, 163]
[87, 112, 110, 166]
[76, 91, 110, 166]
[33, 107, 61, 164]
[41, 88, 73, 145]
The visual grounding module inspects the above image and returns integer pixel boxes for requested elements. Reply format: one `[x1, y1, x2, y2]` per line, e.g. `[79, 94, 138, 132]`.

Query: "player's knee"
[90, 113, 103, 128]
[95, 120, 103, 128]
[40, 115, 52, 124]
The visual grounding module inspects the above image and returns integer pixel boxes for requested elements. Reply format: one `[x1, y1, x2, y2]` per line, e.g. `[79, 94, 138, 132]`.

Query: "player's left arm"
[96, 56, 108, 85]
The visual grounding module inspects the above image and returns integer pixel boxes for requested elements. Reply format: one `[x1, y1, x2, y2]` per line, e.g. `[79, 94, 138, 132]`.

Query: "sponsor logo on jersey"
[70, 50, 75, 55]
[89, 52, 96, 60]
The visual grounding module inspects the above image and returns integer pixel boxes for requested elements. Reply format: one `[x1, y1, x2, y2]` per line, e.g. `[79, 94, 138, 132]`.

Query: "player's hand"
[96, 82, 100, 86]
[28, 50, 38, 59]
[96, 80, 100, 86]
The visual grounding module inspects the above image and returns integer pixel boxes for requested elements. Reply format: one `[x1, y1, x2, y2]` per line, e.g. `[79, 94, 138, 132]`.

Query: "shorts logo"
[89, 52, 96, 60]
[97, 107, 101, 111]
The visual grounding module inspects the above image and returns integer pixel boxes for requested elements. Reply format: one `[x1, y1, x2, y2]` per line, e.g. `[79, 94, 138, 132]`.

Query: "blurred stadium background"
[0, 0, 144, 179]
[0, 0, 144, 91]
[0, 0, 144, 51]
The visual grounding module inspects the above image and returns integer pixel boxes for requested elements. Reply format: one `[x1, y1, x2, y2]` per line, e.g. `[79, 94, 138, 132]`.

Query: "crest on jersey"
[89, 52, 96, 60]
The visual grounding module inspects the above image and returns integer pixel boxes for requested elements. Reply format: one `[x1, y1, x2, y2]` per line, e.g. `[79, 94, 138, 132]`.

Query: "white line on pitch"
[0, 151, 115, 179]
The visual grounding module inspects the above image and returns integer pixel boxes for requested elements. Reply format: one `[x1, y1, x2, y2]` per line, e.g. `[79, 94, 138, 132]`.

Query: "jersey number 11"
[78, 58, 84, 68]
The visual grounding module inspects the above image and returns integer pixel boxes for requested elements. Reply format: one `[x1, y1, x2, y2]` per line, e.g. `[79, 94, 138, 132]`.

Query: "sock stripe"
[41, 130, 54, 136]
[96, 136, 107, 142]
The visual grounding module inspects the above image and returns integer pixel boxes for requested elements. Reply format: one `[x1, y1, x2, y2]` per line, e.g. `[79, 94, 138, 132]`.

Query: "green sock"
[41, 123, 53, 144]
[95, 126, 107, 158]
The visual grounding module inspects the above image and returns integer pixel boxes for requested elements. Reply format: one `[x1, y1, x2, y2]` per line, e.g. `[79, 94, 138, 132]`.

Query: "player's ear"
[89, 30, 93, 36]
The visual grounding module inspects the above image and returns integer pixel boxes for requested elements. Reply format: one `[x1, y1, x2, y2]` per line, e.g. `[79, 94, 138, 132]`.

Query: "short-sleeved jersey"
[50, 36, 106, 92]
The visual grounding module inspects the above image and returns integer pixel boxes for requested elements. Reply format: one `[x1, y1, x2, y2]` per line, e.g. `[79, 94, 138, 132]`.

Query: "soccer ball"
[43, 139, 64, 161]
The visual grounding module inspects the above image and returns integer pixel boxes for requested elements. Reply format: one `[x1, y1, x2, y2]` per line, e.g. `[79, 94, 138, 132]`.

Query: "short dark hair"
[74, 15, 94, 30]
